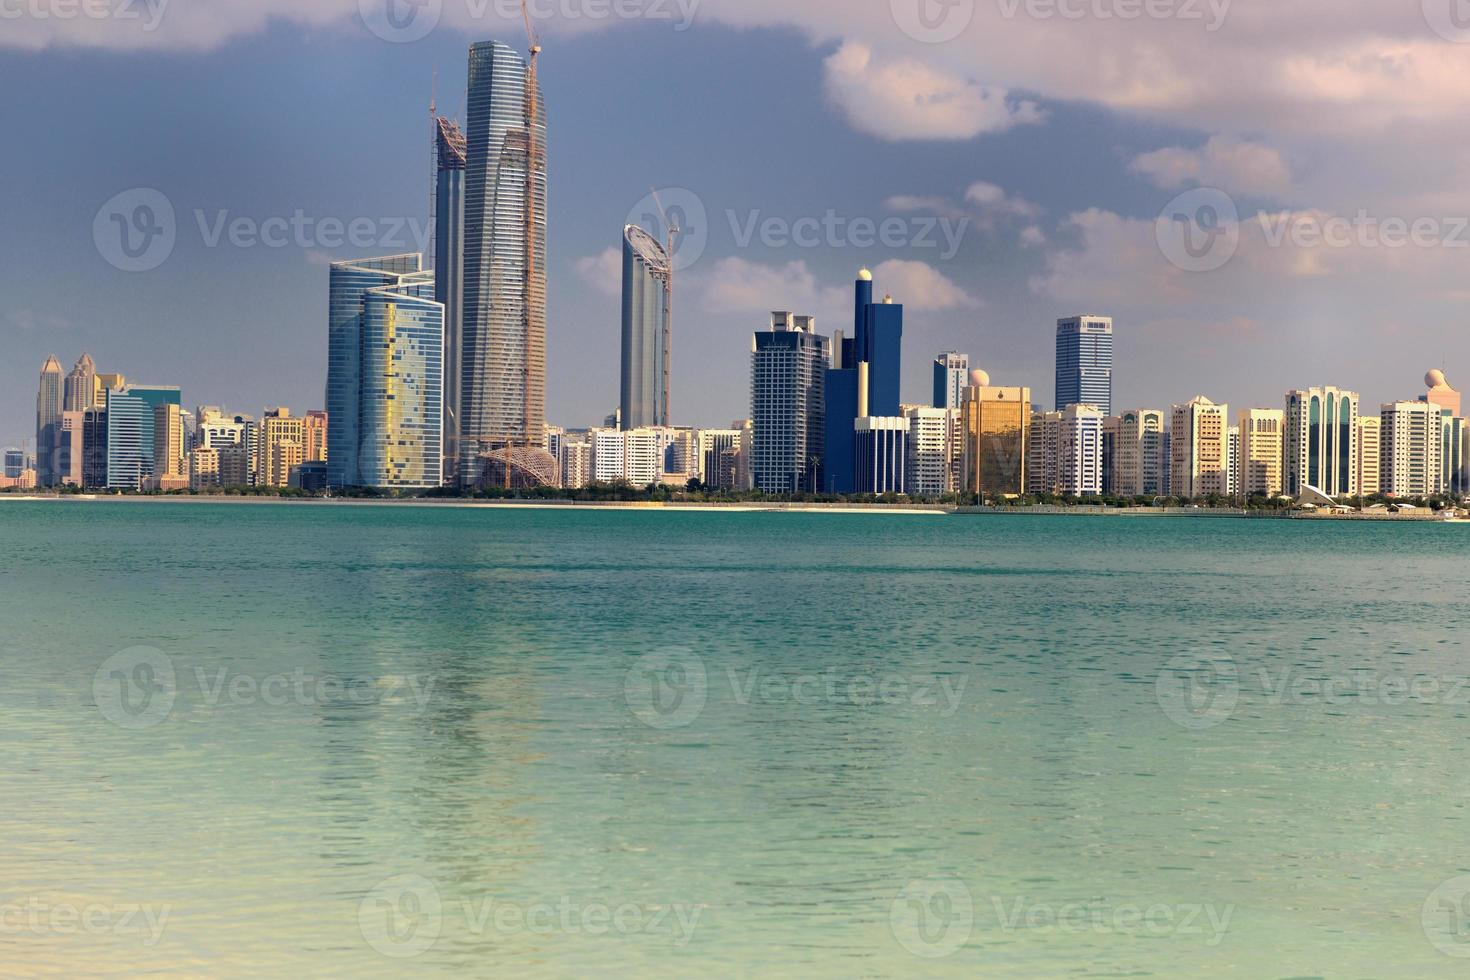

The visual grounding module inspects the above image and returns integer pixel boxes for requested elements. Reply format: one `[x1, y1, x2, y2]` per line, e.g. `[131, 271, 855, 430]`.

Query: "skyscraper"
[1107, 409, 1167, 497]
[326, 253, 423, 488]
[621, 224, 672, 430]
[105, 385, 182, 490]
[462, 39, 547, 473]
[1381, 401, 1443, 497]
[64, 353, 96, 412]
[752, 312, 828, 493]
[1055, 316, 1113, 415]
[434, 116, 466, 485]
[1238, 408, 1285, 497]
[35, 356, 62, 486]
[824, 269, 904, 493]
[1170, 396, 1229, 498]
[257, 408, 307, 488]
[1284, 387, 1359, 498]
[932, 352, 970, 410]
[357, 274, 445, 489]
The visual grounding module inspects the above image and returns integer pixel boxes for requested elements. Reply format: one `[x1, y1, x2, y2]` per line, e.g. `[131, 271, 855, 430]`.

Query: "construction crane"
[650, 188, 677, 427]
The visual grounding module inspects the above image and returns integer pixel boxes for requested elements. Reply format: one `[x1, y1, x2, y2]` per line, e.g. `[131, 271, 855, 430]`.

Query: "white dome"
[969, 368, 991, 387]
[1427, 368, 1449, 389]
[857, 268, 873, 282]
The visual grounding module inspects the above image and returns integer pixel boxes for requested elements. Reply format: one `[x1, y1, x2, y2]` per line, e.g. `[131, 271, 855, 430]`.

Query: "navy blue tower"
[824, 268, 904, 493]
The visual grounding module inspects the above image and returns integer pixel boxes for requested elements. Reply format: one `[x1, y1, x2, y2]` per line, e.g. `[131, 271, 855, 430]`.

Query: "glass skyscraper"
[462, 40, 547, 471]
[105, 385, 182, 490]
[824, 269, 904, 493]
[357, 273, 445, 489]
[620, 224, 671, 430]
[751, 313, 828, 494]
[35, 356, 62, 486]
[326, 254, 423, 488]
[434, 116, 466, 484]
[1055, 315, 1113, 415]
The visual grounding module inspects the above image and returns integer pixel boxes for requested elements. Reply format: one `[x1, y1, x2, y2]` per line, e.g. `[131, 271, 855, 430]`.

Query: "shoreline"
[0, 494, 1459, 521]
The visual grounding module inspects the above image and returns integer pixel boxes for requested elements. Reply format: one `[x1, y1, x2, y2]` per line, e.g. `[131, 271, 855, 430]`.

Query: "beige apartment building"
[1237, 408, 1285, 497]
[1171, 396, 1229, 498]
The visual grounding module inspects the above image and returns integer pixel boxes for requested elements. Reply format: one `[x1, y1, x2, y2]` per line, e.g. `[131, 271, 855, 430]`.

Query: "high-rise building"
[148, 402, 187, 488]
[1104, 410, 1167, 497]
[854, 417, 908, 494]
[1237, 408, 1285, 497]
[960, 370, 1030, 498]
[932, 352, 970, 410]
[905, 406, 956, 498]
[621, 224, 672, 430]
[434, 116, 466, 485]
[824, 269, 904, 493]
[81, 409, 108, 488]
[358, 273, 445, 490]
[1284, 387, 1359, 498]
[105, 386, 182, 490]
[462, 39, 547, 472]
[1381, 401, 1443, 498]
[3, 449, 25, 479]
[57, 411, 84, 486]
[590, 426, 674, 487]
[1355, 415, 1381, 497]
[257, 408, 307, 488]
[697, 429, 743, 489]
[1170, 396, 1229, 498]
[64, 353, 96, 413]
[35, 356, 63, 486]
[94, 373, 126, 408]
[1028, 404, 1103, 496]
[1055, 316, 1113, 415]
[1226, 425, 1241, 498]
[559, 432, 592, 489]
[326, 253, 424, 488]
[752, 312, 828, 494]
[1423, 369, 1462, 417]
[1438, 410, 1467, 495]
[302, 410, 329, 463]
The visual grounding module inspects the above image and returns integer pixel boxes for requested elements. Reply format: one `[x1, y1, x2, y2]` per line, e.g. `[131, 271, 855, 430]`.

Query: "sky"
[5, 0, 1470, 450]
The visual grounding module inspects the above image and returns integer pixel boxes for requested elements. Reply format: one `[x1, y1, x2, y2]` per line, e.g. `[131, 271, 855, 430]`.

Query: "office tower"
[257, 408, 307, 488]
[933, 352, 970, 410]
[35, 356, 62, 486]
[302, 410, 328, 463]
[1237, 409, 1285, 497]
[1028, 404, 1103, 496]
[434, 116, 466, 484]
[94, 373, 125, 408]
[1355, 416, 1381, 496]
[358, 273, 445, 489]
[1170, 396, 1229, 498]
[327, 254, 423, 488]
[1423, 369, 1462, 417]
[145, 402, 188, 489]
[621, 224, 673, 430]
[1381, 401, 1443, 497]
[64, 353, 96, 412]
[81, 409, 108, 487]
[3, 449, 23, 479]
[960, 370, 1030, 498]
[57, 411, 84, 486]
[1055, 316, 1113, 415]
[1283, 387, 1359, 497]
[752, 312, 829, 493]
[854, 417, 908, 494]
[1439, 410, 1467, 495]
[825, 269, 904, 493]
[105, 386, 182, 490]
[905, 407, 956, 498]
[698, 429, 743, 489]
[462, 39, 547, 474]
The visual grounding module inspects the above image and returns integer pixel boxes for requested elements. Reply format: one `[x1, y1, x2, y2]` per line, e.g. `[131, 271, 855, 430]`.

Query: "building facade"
[1170, 396, 1229, 498]
[854, 416, 908, 495]
[1237, 408, 1285, 497]
[961, 372, 1030, 498]
[1055, 316, 1113, 415]
[357, 273, 445, 490]
[434, 116, 466, 484]
[751, 313, 828, 494]
[1284, 387, 1359, 498]
[1380, 401, 1443, 498]
[932, 352, 970, 410]
[36, 356, 63, 486]
[1355, 415, 1381, 496]
[621, 224, 672, 430]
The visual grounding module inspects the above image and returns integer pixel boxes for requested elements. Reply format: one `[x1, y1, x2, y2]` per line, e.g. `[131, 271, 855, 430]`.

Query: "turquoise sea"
[4, 499, 1470, 977]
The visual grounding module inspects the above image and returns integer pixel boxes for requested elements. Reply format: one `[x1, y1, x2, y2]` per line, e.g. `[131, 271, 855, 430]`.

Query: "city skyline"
[7, 11, 1470, 449]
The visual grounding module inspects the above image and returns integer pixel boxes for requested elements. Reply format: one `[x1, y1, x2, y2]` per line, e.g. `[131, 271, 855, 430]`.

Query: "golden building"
[960, 370, 1030, 498]
[257, 408, 307, 487]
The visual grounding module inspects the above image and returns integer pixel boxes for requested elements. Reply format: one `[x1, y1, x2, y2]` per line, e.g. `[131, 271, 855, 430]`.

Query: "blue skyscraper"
[105, 385, 181, 490]
[620, 224, 672, 430]
[751, 313, 828, 493]
[358, 273, 445, 489]
[823, 269, 904, 493]
[1055, 315, 1113, 415]
[433, 116, 466, 484]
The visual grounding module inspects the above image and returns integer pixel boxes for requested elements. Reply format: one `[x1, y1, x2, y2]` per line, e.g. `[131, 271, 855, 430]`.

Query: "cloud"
[696, 258, 849, 327]
[964, 181, 1039, 217]
[1019, 225, 1047, 248]
[871, 259, 979, 311]
[821, 42, 1043, 142]
[1131, 136, 1292, 198]
[8, 310, 70, 332]
[574, 247, 622, 297]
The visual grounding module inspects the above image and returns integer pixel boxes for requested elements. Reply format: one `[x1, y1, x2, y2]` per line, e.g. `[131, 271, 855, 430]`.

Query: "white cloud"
[821, 42, 1043, 142]
[697, 258, 848, 327]
[871, 259, 979, 311]
[964, 181, 1039, 217]
[573, 247, 622, 297]
[1131, 136, 1292, 198]
[1019, 225, 1046, 248]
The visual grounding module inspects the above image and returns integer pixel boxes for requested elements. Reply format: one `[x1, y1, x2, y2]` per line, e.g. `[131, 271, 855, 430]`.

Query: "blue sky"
[4, 0, 1470, 450]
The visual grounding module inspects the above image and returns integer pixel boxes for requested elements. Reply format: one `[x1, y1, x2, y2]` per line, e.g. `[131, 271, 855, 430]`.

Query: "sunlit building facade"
[961, 373, 1030, 498]
[1284, 387, 1359, 498]
[357, 274, 445, 490]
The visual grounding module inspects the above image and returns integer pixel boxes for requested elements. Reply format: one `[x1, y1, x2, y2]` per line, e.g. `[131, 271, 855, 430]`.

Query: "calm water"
[4, 500, 1470, 977]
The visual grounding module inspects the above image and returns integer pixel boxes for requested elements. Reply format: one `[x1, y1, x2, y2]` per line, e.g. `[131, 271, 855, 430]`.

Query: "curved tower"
[620, 224, 671, 430]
